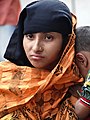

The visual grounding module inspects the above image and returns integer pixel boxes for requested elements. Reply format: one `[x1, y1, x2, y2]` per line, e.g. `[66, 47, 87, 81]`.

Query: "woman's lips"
[30, 54, 44, 60]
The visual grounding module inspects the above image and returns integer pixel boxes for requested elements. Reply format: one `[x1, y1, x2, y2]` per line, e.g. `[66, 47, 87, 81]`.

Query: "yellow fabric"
[0, 14, 83, 120]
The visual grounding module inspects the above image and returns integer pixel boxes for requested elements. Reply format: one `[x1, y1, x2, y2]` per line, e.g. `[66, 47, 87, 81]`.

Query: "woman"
[0, 0, 82, 119]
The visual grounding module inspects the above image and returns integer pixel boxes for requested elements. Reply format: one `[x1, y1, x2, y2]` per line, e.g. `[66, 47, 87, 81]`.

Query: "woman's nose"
[32, 39, 43, 52]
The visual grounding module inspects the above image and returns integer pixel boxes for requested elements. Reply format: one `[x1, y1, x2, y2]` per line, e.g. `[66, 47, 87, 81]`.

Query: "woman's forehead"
[25, 32, 62, 35]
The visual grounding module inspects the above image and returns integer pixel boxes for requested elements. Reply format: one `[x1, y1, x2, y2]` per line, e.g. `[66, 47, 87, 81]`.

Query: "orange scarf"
[0, 14, 83, 120]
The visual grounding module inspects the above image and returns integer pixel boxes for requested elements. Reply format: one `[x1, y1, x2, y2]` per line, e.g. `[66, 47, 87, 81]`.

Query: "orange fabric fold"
[0, 61, 50, 112]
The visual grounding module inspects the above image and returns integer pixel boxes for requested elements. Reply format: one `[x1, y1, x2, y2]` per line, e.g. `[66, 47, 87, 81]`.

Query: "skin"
[75, 51, 90, 119]
[23, 32, 63, 70]
[75, 51, 90, 78]
[75, 100, 90, 120]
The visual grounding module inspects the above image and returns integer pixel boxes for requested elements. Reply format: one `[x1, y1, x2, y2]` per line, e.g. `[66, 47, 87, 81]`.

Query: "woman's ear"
[76, 52, 88, 67]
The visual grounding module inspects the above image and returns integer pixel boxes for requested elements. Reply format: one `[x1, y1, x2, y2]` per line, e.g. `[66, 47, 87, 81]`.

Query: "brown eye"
[26, 34, 34, 40]
[45, 34, 53, 41]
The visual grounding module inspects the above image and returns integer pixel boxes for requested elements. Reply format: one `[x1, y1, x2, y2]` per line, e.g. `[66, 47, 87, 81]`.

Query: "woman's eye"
[26, 34, 34, 40]
[45, 34, 53, 41]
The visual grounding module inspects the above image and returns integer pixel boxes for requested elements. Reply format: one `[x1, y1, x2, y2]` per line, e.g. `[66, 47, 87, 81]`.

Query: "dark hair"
[75, 26, 90, 53]
[62, 35, 69, 52]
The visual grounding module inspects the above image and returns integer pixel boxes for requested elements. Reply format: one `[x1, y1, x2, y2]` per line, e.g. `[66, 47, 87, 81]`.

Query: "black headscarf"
[4, 0, 72, 66]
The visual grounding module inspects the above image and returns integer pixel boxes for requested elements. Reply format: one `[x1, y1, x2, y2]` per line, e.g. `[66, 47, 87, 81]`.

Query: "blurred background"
[20, 0, 90, 27]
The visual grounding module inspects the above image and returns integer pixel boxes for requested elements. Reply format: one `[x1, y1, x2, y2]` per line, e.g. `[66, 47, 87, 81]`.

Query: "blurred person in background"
[0, 0, 21, 61]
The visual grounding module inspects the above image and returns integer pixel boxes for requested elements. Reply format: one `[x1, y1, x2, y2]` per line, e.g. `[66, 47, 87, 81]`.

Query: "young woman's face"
[23, 32, 63, 70]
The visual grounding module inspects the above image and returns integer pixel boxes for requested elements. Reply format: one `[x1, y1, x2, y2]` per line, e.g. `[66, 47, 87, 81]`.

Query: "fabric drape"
[0, 14, 83, 120]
